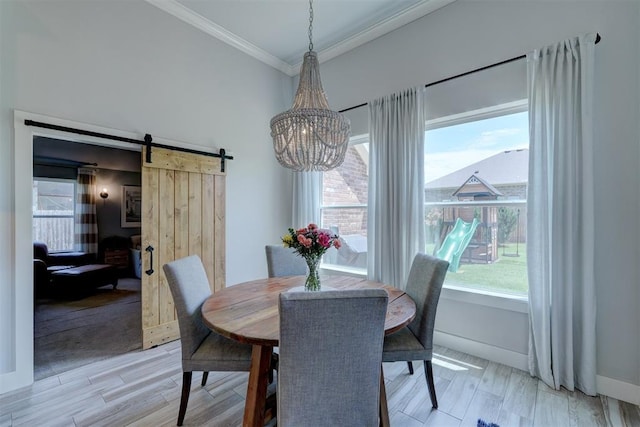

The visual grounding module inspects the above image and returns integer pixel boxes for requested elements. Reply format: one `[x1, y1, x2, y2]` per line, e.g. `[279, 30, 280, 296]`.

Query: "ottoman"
[51, 264, 118, 292]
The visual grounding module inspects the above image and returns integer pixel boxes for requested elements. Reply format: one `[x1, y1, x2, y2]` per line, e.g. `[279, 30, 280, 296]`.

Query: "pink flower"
[318, 232, 330, 248]
[285, 224, 340, 258]
[297, 234, 312, 248]
[333, 239, 342, 249]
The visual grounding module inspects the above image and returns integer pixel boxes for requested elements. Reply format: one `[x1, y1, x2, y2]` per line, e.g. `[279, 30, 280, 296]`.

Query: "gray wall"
[0, 0, 293, 385]
[95, 169, 141, 241]
[320, 0, 640, 388]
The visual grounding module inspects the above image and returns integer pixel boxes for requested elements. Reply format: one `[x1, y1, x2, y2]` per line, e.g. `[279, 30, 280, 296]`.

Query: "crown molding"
[147, 0, 456, 77]
[146, 0, 296, 75]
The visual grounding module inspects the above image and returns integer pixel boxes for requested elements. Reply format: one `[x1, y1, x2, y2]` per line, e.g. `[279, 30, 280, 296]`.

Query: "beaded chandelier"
[270, 0, 351, 171]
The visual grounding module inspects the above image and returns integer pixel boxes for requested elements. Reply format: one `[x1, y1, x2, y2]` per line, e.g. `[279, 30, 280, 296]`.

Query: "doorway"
[11, 111, 227, 391]
[32, 136, 143, 379]
[8, 112, 150, 391]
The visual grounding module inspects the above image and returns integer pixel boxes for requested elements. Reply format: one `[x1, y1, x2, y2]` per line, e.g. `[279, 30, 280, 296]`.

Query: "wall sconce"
[100, 188, 109, 199]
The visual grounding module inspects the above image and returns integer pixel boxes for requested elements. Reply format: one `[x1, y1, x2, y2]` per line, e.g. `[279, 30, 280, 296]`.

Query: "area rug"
[34, 277, 142, 380]
[477, 419, 500, 427]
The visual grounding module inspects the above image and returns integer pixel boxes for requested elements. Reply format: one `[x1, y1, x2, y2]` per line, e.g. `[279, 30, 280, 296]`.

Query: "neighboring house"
[425, 149, 528, 202]
[322, 145, 368, 236]
[322, 145, 369, 269]
[425, 149, 528, 250]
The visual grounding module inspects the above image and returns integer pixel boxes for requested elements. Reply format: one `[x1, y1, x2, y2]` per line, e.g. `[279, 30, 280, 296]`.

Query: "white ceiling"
[146, 0, 456, 76]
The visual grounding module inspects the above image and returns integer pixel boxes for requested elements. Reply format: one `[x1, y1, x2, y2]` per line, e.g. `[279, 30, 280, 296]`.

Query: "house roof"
[426, 148, 528, 189]
[452, 174, 504, 198]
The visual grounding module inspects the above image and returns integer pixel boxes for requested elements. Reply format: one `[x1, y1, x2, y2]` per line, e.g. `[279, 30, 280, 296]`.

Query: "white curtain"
[292, 171, 321, 227]
[368, 87, 426, 290]
[74, 168, 98, 254]
[527, 33, 597, 395]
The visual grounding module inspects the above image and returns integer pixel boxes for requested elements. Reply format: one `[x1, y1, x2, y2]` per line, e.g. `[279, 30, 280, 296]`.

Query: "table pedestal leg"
[379, 365, 390, 427]
[243, 345, 273, 427]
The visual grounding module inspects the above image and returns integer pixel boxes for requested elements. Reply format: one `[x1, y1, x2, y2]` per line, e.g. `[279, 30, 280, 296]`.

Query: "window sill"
[320, 264, 366, 278]
[321, 265, 528, 314]
[441, 285, 528, 314]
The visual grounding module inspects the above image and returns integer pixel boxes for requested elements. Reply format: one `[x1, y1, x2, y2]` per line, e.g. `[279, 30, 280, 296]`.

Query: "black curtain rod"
[339, 33, 601, 114]
[24, 119, 234, 171]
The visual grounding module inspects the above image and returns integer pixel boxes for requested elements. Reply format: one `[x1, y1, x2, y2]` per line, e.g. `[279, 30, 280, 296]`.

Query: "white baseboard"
[596, 375, 640, 405]
[434, 330, 529, 371]
[0, 369, 33, 396]
[434, 331, 640, 405]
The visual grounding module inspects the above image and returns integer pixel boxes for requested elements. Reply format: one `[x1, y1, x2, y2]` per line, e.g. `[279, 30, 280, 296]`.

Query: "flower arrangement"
[282, 223, 341, 290]
[282, 223, 341, 256]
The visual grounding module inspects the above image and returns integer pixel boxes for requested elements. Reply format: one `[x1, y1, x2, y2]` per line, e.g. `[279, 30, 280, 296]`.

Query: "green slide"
[435, 218, 480, 272]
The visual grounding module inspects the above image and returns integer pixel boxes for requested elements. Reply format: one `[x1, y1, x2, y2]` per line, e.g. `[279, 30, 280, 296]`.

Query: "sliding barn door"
[141, 146, 226, 349]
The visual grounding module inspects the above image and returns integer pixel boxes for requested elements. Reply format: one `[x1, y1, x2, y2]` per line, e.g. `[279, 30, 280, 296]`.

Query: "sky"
[425, 111, 529, 183]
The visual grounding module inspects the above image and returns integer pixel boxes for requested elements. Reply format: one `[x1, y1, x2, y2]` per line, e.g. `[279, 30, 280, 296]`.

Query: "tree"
[498, 207, 518, 244]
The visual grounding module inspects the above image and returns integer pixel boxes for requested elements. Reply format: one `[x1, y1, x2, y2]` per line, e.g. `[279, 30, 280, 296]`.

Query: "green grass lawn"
[426, 243, 528, 296]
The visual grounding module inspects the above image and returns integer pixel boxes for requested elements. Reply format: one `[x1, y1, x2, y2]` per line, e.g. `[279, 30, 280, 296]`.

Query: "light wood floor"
[1, 341, 639, 427]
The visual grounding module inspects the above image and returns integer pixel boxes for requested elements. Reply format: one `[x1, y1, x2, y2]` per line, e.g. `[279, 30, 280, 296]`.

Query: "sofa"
[50, 264, 118, 293]
[33, 241, 95, 296]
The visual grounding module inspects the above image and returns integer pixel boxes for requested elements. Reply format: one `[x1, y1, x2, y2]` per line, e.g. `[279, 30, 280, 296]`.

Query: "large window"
[425, 105, 529, 296]
[321, 138, 369, 273]
[33, 179, 75, 251]
[320, 105, 529, 297]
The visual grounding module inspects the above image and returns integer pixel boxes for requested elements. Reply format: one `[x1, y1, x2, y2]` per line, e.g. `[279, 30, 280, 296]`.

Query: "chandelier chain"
[308, 0, 314, 52]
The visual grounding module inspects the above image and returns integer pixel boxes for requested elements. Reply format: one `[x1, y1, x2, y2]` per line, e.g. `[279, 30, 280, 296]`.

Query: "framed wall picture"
[121, 185, 142, 228]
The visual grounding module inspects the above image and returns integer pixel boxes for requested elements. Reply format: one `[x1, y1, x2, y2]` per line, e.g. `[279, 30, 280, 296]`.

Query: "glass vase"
[304, 255, 321, 291]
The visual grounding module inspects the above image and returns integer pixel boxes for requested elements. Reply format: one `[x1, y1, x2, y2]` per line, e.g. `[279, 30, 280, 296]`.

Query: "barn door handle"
[145, 245, 154, 276]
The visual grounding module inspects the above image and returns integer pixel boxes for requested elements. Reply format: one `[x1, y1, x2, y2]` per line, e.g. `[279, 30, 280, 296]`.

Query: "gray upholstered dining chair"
[265, 245, 307, 277]
[264, 244, 307, 383]
[163, 255, 252, 426]
[382, 253, 449, 409]
[277, 289, 388, 426]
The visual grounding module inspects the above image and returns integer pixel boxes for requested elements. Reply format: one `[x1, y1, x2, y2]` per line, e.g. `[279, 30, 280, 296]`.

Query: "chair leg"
[269, 352, 278, 384]
[407, 361, 414, 375]
[177, 372, 192, 426]
[201, 371, 209, 387]
[423, 360, 438, 409]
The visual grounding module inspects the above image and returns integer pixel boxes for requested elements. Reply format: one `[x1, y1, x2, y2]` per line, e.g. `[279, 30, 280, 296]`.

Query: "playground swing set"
[433, 206, 499, 272]
[430, 173, 526, 272]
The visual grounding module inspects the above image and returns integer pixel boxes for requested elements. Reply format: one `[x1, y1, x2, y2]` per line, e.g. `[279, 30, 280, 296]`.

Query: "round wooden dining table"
[201, 274, 416, 427]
